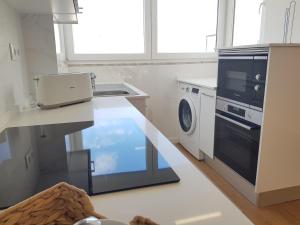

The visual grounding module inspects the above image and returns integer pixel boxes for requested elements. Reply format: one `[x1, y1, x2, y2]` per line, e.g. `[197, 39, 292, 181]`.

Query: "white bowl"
[74, 217, 128, 225]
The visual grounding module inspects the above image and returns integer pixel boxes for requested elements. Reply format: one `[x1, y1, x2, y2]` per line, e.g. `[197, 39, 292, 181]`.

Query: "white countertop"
[7, 97, 251, 225]
[177, 78, 217, 89]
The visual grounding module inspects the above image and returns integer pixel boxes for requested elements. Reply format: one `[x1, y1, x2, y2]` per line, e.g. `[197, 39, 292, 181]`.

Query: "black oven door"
[218, 56, 253, 104]
[214, 112, 260, 185]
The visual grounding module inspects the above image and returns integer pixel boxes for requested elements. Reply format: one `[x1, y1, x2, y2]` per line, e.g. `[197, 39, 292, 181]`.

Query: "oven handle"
[90, 160, 95, 172]
[215, 113, 255, 130]
[219, 56, 253, 60]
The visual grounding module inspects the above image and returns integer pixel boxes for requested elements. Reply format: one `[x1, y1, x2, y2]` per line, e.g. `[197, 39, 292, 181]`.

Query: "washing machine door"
[178, 97, 196, 135]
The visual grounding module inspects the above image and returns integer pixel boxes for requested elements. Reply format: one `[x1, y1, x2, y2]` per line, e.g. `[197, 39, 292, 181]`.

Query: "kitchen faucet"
[90, 72, 96, 90]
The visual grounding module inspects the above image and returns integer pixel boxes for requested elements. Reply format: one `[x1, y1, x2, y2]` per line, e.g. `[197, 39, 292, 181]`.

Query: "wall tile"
[68, 62, 218, 140]
[0, 0, 29, 130]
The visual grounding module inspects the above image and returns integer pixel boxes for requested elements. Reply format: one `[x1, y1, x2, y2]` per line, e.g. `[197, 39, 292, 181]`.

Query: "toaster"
[36, 73, 94, 109]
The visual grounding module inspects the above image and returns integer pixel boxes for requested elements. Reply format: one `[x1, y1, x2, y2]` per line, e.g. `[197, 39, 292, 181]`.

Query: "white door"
[199, 90, 216, 158]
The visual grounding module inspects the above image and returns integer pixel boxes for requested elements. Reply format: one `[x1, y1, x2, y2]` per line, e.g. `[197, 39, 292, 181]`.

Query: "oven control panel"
[216, 98, 263, 125]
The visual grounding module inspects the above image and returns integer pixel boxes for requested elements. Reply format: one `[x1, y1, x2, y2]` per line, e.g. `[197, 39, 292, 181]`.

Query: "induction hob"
[0, 119, 179, 209]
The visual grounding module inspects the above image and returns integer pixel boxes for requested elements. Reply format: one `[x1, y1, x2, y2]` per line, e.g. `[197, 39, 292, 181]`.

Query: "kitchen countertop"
[6, 97, 251, 225]
[177, 78, 217, 89]
[94, 82, 150, 100]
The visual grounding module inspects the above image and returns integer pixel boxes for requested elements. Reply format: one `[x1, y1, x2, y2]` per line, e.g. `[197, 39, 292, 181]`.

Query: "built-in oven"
[214, 98, 263, 185]
[217, 54, 268, 109]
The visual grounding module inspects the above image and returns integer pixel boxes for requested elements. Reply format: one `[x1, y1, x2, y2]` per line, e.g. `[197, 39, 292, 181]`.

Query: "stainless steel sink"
[93, 90, 130, 96]
[93, 83, 138, 97]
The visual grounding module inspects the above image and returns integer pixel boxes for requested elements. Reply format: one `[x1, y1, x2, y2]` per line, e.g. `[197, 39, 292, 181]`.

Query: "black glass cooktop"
[0, 119, 179, 209]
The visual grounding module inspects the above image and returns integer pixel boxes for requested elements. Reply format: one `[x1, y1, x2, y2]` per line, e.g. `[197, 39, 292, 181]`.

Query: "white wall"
[261, 0, 300, 43]
[21, 14, 58, 98]
[68, 62, 218, 141]
[55, 25, 69, 73]
[0, 0, 29, 131]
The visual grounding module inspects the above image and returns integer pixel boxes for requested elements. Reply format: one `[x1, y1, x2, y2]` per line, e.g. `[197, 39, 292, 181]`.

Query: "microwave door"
[218, 57, 253, 104]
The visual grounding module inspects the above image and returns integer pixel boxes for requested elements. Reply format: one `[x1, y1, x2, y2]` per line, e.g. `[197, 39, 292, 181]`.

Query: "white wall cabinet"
[199, 88, 216, 158]
[8, 0, 79, 24]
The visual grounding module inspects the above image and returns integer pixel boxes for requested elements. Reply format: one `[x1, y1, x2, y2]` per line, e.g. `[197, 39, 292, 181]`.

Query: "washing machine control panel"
[192, 88, 199, 94]
[179, 83, 200, 95]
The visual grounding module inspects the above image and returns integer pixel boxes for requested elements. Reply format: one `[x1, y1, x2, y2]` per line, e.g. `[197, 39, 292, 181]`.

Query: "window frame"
[231, 0, 264, 47]
[63, 0, 249, 62]
[54, 24, 66, 61]
[223, 0, 236, 47]
[151, 0, 220, 60]
[64, 0, 152, 61]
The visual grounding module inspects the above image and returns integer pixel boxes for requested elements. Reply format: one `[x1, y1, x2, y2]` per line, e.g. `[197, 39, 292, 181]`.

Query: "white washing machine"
[178, 82, 204, 160]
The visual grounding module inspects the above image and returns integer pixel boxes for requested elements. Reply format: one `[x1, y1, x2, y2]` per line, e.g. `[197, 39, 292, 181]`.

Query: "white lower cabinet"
[199, 89, 216, 158]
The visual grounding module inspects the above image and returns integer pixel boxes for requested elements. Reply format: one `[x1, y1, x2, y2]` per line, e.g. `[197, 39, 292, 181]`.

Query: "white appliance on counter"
[36, 73, 94, 109]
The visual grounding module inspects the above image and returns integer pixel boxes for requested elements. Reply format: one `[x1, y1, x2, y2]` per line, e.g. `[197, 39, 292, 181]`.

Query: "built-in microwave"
[217, 54, 268, 109]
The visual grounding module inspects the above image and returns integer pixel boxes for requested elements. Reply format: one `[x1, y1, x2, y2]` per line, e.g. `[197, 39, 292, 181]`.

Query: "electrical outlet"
[25, 148, 33, 169]
[9, 43, 20, 61]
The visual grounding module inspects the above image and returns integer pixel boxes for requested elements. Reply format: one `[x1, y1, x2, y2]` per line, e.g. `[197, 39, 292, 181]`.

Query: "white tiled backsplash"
[68, 62, 218, 142]
[0, 0, 29, 131]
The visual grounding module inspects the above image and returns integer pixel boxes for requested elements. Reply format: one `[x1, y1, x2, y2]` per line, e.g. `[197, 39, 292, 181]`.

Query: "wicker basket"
[0, 182, 105, 225]
[0, 182, 159, 225]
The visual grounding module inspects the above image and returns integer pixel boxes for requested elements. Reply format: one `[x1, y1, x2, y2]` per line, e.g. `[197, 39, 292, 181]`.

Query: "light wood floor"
[176, 144, 300, 225]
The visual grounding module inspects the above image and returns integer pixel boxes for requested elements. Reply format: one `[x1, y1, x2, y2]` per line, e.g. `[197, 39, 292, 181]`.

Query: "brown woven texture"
[0, 182, 105, 225]
[130, 216, 159, 225]
[0, 182, 159, 225]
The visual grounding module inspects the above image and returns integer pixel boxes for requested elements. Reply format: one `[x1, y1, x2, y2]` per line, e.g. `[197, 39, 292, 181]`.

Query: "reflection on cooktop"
[0, 119, 179, 209]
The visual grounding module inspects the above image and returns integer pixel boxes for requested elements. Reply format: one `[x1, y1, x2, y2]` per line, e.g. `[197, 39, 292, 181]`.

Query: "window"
[54, 24, 61, 54]
[66, 0, 148, 60]
[64, 0, 221, 61]
[155, 0, 218, 54]
[233, 0, 263, 46]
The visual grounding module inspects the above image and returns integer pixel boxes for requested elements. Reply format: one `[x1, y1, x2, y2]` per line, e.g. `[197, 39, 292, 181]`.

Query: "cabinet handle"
[202, 93, 215, 98]
[91, 161, 95, 172]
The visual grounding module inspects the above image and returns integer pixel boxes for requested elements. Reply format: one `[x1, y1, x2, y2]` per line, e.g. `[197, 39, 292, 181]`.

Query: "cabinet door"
[53, 0, 78, 24]
[199, 90, 216, 158]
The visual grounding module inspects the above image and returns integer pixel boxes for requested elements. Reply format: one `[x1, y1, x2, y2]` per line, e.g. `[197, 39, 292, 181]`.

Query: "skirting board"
[204, 155, 258, 205]
[168, 137, 179, 144]
[204, 155, 300, 207]
[257, 186, 300, 207]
